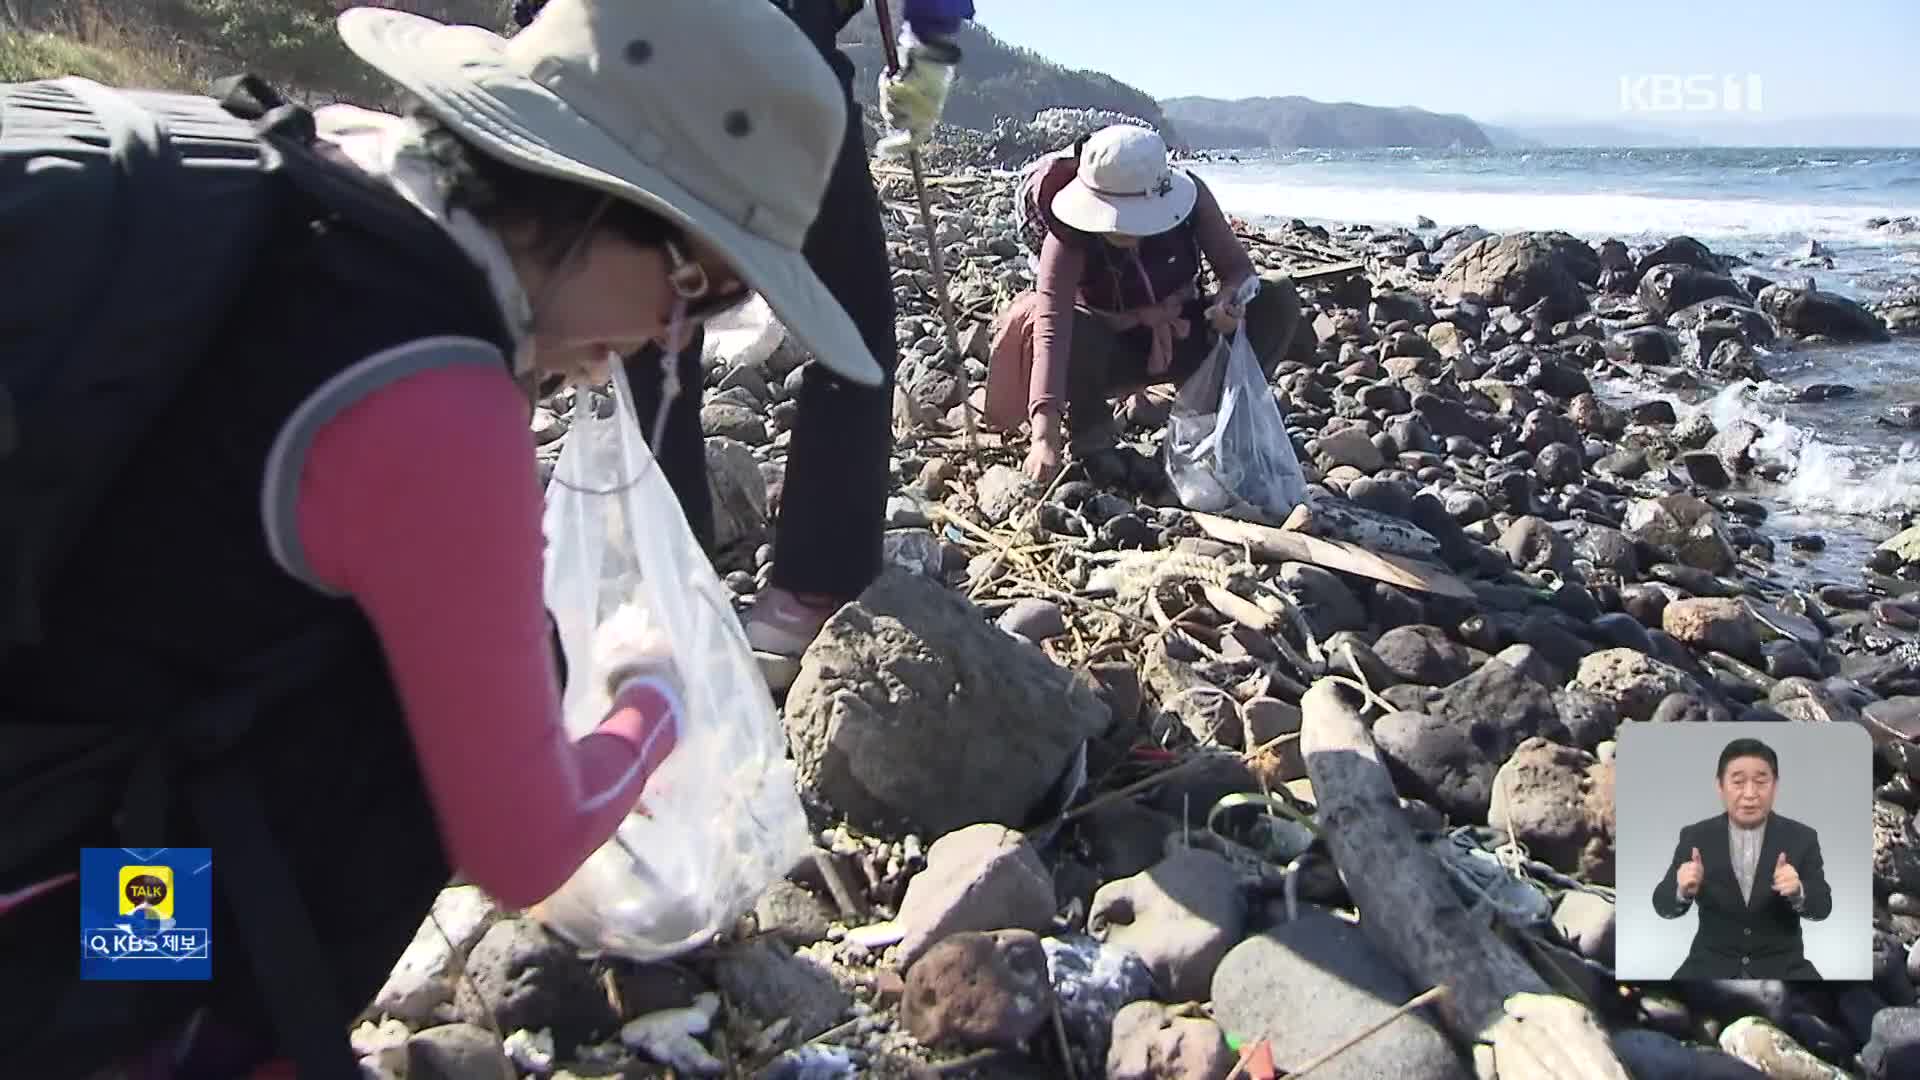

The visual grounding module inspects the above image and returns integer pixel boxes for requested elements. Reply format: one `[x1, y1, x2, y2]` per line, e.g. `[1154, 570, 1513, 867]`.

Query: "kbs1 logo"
[1620, 74, 1764, 114]
[80, 848, 212, 980]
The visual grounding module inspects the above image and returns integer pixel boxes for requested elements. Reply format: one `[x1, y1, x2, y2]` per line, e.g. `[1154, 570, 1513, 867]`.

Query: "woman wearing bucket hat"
[985, 124, 1314, 484]
[0, 1, 867, 1077]
[512, 0, 976, 687]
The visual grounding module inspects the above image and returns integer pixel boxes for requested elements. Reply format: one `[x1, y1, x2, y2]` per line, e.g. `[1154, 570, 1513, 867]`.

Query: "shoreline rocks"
[365, 155, 1920, 1079]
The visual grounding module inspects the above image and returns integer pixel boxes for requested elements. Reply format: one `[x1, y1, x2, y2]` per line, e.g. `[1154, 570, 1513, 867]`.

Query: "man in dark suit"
[1652, 737, 1832, 980]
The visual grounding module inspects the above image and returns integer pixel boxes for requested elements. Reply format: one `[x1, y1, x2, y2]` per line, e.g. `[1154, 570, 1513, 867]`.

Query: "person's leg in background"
[1242, 271, 1311, 377]
[621, 332, 716, 553]
[744, 4, 901, 663]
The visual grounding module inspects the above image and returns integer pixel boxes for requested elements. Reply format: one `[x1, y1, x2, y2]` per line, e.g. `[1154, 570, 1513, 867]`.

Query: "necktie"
[1734, 827, 1755, 902]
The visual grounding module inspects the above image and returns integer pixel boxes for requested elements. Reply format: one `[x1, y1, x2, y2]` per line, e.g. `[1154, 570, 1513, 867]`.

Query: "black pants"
[623, 5, 898, 601]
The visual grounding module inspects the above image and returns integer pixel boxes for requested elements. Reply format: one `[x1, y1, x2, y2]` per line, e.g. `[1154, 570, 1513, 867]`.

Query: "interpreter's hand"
[1204, 298, 1246, 335]
[1677, 847, 1705, 900]
[1773, 851, 1802, 899]
[877, 29, 960, 157]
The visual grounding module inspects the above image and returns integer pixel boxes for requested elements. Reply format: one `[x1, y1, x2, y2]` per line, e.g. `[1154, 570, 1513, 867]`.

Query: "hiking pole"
[874, 0, 978, 449]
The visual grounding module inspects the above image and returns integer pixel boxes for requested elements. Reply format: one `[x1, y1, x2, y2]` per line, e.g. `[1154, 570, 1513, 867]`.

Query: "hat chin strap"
[648, 295, 690, 450]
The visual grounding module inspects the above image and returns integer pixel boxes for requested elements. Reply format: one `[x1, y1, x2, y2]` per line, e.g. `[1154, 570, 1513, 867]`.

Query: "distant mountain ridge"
[1161, 95, 1493, 150]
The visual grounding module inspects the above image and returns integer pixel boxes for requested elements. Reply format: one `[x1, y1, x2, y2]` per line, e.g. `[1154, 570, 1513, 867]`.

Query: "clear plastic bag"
[532, 360, 813, 962]
[1162, 276, 1309, 523]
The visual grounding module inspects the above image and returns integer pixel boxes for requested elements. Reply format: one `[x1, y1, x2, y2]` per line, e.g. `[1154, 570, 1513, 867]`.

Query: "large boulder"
[1438, 233, 1590, 323]
[784, 569, 1110, 837]
[1624, 494, 1737, 575]
[1663, 598, 1765, 663]
[1490, 738, 1615, 884]
[1575, 649, 1699, 722]
[1538, 230, 1604, 286]
[1636, 263, 1748, 319]
[1434, 225, 1495, 266]
[1668, 299, 1777, 363]
[1633, 236, 1727, 281]
[1434, 658, 1570, 759]
[1757, 283, 1892, 343]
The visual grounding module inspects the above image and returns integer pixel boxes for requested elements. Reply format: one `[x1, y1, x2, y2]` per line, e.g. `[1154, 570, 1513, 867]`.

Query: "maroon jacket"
[1014, 147, 1255, 420]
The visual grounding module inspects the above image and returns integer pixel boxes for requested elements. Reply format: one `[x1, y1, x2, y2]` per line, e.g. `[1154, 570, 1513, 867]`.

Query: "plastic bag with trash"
[532, 358, 813, 962]
[1161, 275, 1308, 523]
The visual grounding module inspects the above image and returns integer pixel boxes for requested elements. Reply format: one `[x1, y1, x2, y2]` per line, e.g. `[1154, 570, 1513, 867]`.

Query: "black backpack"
[0, 73, 486, 1080]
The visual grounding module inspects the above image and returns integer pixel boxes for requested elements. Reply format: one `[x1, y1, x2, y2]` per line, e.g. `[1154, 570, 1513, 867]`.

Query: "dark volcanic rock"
[1634, 236, 1726, 280]
[1435, 659, 1571, 759]
[1757, 282, 1893, 342]
[1637, 263, 1749, 319]
[1669, 298, 1778, 362]
[1373, 709, 1498, 824]
[1630, 400, 1678, 425]
[1372, 626, 1477, 686]
[1414, 392, 1500, 444]
[1611, 326, 1679, 367]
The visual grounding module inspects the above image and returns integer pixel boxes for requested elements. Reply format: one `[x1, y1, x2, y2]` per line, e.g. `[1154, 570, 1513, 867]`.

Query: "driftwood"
[1298, 679, 1629, 1079]
[1191, 512, 1476, 600]
[1281, 499, 1444, 562]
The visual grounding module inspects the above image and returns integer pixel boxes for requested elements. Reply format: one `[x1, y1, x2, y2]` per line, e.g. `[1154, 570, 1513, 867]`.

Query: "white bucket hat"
[1050, 125, 1198, 238]
[334, 0, 881, 387]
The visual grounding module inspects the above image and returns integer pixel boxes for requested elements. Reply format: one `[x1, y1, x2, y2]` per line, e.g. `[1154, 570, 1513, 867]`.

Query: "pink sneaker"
[745, 588, 847, 693]
[745, 587, 843, 659]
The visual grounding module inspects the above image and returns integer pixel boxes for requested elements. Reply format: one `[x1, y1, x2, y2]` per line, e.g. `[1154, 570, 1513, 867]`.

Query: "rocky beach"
[350, 115, 1920, 1080]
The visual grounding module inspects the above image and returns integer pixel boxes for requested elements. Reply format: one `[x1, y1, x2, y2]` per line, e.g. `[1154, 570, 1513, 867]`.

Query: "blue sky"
[969, 0, 1919, 123]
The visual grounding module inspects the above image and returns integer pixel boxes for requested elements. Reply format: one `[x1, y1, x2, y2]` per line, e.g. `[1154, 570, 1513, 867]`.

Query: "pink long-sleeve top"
[293, 360, 673, 910]
[0, 361, 672, 920]
[1025, 173, 1256, 421]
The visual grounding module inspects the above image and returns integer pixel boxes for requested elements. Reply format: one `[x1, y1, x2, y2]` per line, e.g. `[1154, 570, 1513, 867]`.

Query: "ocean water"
[1188, 147, 1920, 580]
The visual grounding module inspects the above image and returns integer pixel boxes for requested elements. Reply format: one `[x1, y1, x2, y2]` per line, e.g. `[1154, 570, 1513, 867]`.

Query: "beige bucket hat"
[1050, 125, 1198, 238]
[335, 0, 881, 386]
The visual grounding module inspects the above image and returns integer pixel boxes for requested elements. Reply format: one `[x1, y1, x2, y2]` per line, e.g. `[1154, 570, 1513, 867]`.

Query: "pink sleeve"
[292, 361, 674, 910]
[1029, 233, 1085, 420]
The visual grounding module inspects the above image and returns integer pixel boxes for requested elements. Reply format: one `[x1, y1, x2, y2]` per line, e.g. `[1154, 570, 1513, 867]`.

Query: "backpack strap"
[113, 620, 366, 1080]
[212, 72, 317, 145]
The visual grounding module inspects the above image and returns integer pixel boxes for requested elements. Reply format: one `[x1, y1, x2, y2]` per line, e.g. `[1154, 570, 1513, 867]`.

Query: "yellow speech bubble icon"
[118, 865, 174, 920]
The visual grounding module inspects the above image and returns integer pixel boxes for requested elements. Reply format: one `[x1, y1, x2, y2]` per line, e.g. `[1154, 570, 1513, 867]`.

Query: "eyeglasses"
[664, 236, 753, 326]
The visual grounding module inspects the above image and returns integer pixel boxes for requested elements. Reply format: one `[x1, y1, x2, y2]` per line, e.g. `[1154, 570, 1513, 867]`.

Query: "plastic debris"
[620, 991, 725, 1076]
[504, 1028, 556, 1075]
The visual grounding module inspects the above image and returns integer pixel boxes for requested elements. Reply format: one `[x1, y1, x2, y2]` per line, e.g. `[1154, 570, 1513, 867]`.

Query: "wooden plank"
[1284, 259, 1367, 282]
[1191, 511, 1476, 600]
[1299, 680, 1548, 1037]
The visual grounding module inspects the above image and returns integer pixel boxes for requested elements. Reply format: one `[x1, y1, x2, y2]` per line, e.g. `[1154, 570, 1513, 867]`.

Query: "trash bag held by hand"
[1162, 276, 1308, 522]
[533, 360, 812, 962]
